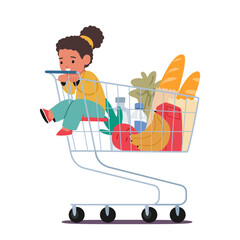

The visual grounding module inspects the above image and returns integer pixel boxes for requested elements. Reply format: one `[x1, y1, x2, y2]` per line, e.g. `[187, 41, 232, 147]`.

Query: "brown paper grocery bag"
[167, 98, 198, 151]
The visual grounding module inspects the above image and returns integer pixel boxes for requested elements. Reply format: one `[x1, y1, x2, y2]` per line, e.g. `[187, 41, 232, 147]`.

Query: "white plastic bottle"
[114, 97, 131, 124]
[131, 103, 147, 132]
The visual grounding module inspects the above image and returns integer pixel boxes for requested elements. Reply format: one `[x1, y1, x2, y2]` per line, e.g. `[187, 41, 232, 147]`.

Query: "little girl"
[40, 26, 106, 136]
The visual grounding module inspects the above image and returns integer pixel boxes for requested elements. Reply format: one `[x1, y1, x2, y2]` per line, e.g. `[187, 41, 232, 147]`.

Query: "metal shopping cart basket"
[45, 70, 199, 223]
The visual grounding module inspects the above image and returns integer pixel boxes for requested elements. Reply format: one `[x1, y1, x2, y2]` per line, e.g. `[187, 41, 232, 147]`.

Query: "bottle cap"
[115, 97, 125, 103]
[135, 103, 144, 109]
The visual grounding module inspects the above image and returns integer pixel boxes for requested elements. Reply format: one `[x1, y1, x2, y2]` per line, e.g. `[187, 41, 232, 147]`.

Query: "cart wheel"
[170, 207, 186, 223]
[69, 207, 85, 223]
[141, 207, 157, 223]
[100, 207, 116, 223]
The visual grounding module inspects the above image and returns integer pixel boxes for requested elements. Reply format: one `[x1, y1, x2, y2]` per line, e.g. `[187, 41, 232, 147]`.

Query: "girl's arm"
[77, 71, 100, 95]
[59, 74, 77, 95]
[61, 81, 77, 95]
[79, 80, 99, 96]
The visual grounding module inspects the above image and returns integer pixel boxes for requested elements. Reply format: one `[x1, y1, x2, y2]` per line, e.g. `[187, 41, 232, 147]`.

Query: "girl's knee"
[67, 99, 85, 112]
[61, 99, 73, 107]
[62, 99, 72, 104]
[70, 99, 85, 107]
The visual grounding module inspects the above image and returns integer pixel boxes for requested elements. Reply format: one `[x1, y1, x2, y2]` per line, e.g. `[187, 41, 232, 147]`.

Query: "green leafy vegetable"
[100, 99, 123, 135]
[129, 71, 160, 118]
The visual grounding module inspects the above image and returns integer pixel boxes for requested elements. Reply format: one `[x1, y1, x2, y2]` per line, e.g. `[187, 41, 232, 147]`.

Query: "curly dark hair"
[56, 26, 104, 67]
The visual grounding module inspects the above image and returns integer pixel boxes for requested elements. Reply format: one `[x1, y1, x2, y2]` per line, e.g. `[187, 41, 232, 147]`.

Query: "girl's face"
[58, 49, 90, 73]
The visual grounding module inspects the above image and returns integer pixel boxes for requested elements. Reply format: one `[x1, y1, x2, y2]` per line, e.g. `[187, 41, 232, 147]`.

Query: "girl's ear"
[83, 55, 91, 66]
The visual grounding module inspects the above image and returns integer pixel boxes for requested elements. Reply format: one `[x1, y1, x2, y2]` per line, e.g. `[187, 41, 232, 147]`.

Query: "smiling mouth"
[65, 68, 71, 71]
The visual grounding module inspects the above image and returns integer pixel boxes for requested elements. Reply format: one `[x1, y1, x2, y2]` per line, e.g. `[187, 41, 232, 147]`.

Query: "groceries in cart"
[99, 54, 200, 152]
[131, 103, 147, 133]
[114, 97, 131, 125]
[146, 55, 200, 151]
[100, 99, 139, 151]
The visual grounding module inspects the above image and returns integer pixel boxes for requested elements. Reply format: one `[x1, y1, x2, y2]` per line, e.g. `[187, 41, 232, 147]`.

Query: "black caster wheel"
[69, 207, 85, 223]
[170, 207, 186, 223]
[141, 207, 157, 223]
[100, 207, 116, 223]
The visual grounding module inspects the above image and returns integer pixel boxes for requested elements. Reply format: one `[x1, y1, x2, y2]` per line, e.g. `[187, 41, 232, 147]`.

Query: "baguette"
[158, 54, 185, 91]
[177, 71, 200, 100]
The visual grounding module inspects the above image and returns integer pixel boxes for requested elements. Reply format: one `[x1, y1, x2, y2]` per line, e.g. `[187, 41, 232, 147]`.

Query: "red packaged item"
[156, 103, 182, 151]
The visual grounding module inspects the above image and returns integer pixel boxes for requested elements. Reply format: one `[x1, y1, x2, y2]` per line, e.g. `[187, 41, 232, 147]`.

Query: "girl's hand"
[58, 74, 79, 82]
[58, 74, 68, 82]
[68, 74, 79, 82]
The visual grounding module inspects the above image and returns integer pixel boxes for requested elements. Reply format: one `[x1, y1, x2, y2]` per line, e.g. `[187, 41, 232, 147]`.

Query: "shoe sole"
[40, 109, 49, 123]
[56, 134, 72, 136]
[57, 131, 73, 136]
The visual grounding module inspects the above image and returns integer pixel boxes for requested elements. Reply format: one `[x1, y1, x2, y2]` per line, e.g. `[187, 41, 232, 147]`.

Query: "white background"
[1, 0, 240, 239]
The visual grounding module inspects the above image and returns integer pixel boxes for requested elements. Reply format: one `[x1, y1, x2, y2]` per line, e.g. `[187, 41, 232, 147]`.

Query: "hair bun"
[80, 26, 104, 49]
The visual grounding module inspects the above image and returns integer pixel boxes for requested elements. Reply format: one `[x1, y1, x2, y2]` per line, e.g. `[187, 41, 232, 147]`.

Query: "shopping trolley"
[45, 70, 199, 223]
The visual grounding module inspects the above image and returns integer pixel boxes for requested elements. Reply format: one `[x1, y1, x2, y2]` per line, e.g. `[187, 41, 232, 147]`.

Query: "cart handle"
[45, 70, 78, 74]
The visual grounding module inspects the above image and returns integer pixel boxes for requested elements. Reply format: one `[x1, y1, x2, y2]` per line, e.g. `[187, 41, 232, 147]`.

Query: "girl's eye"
[72, 60, 75, 64]
[60, 61, 63, 64]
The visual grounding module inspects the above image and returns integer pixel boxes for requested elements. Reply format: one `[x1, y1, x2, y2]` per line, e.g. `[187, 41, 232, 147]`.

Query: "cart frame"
[45, 70, 199, 223]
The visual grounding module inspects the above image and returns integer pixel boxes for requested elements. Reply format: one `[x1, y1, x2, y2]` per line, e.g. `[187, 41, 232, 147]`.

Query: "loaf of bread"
[146, 55, 185, 127]
[177, 71, 200, 100]
[158, 55, 185, 91]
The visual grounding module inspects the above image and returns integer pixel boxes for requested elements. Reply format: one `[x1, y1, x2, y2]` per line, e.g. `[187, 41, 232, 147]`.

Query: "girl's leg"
[50, 100, 72, 122]
[62, 99, 105, 130]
